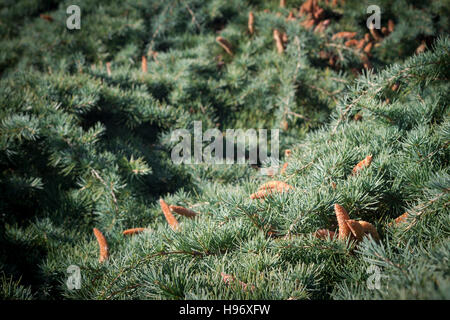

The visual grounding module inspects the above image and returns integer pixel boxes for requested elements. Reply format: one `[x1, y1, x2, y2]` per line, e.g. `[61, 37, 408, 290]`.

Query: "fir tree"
[0, 0, 448, 300]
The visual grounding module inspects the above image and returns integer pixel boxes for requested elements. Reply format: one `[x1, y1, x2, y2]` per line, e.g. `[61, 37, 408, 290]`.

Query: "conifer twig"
[181, 0, 201, 31]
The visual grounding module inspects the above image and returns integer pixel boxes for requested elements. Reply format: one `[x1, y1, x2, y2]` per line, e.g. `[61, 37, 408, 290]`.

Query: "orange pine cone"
[141, 55, 147, 73]
[364, 33, 371, 42]
[299, 0, 314, 15]
[93, 228, 109, 263]
[345, 219, 365, 242]
[356, 39, 366, 50]
[251, 181, 293, 199]
[122, 228, 145, 236]
[314, 19, 330, 33]
[391, 212, 409, 226]
[354, 113, 363, 121]
[332, 31, 357, 40]
[285, 149, 292, 158]
[40, 14, 53, 22]
[363, 42, 373, 54]
[345, 39, 359, 47]
[416, 41, 427, 54]
[335, 204, 351, 240]
[391, 83, 399, 91]
[388, 19, 395, 33]
[352, 155, 373, 175]
[358, 221, 380, 241]
[300, 18, 316, 30]
[280, 0, 286, 8]
[280, 162, 289, 175]
[273, 29, 285, 54]
[313, 7, 324, 20]
[258, 180, 293, 192]
[314, 229, 336, 240]
[248, 12, 254, 34]
[216, 36, 233, 56]
[160, 198, 179, 231]
[169, 205, 198, 218]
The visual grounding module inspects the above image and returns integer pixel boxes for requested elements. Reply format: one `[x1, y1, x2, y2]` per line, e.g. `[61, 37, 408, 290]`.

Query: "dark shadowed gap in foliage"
[80, 107, 193, 197]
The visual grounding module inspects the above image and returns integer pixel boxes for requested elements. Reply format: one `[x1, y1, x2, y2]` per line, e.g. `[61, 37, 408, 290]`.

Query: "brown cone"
[358, 221, 380, 241]
[345, 219, 364, 242]
[335, 204, 351, 240]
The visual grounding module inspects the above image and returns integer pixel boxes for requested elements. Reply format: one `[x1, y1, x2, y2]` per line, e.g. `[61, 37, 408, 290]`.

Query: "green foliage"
[0, 0, 448, 300]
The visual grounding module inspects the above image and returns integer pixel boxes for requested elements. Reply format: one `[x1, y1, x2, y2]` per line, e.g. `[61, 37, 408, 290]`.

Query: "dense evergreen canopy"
[0, 0, 448, 299]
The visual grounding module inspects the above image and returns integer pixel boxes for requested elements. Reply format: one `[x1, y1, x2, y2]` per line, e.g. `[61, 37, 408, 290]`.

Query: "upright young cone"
[141, 55, 147, 73]
[390, 212, 409, 226]
[335, 204, 351, 240]
[352, 155, 373, 175]
[280, 162, 289, 175]
[93, 228, 109, 263]
[258, 180, 293, 192]
[332, 32, 357, 40]
[299, 0, 314, 15]
[280, 0, 286, 8]
[314, 20, 330, 33]
[169, 205, 198, 218]
[388, 19, 395, 33]
[363, 42, 373, 54]
[251, 181, 293, 199]
[248, 12, 254, 34]
[345, 39, 359, 47]
[356, 39, 366, 50]
[160, 199, 179, 231]
[122, 228, 145, 236]
[301, 18, 316, 30]
[416, 41, 427, 54]
[285, 149, 292, 158]
[273, 29, 284, 54]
